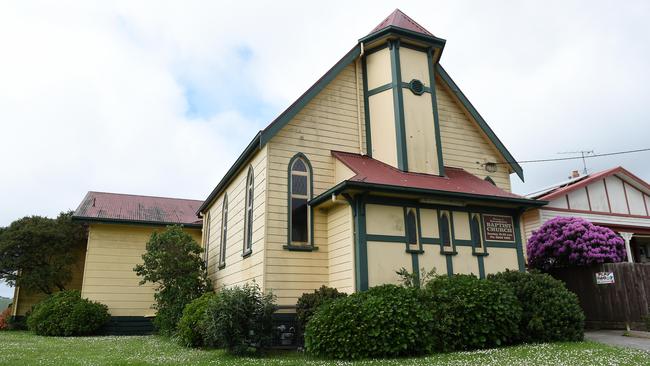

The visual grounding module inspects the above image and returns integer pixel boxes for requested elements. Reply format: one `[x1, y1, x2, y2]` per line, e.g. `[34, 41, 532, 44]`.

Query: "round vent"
[408, 79, 425, 95]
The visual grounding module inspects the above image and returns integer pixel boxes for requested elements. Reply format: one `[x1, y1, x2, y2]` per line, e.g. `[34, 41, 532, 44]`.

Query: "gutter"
[72, 216, 203, 229]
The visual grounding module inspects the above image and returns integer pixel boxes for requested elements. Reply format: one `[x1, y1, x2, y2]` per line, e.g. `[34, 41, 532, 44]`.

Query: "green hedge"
[488, 270, 584, 342]
[305, 285, 434, 359]
[176, 292, 215, 347]
[296, 286, 347, 334]
[26, 290, 110, 336]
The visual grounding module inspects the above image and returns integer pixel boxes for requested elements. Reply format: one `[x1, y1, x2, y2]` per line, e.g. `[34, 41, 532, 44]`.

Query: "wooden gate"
[550, 263, 650, 330]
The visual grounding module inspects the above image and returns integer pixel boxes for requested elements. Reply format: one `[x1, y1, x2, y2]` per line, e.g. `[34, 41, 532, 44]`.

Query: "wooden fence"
[550, 263, 650, 330]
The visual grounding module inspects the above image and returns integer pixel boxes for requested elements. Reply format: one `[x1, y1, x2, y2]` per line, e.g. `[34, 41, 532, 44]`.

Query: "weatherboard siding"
[435, 77, 512, 191]
[81, 224, 201, 317]
[265, 63, 365, 305]
[204, 146, 268, 291]
[327, 203, 355, 293]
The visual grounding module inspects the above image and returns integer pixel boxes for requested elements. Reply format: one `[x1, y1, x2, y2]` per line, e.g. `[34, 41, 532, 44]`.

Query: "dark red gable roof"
[333, 151, 525, 200]
[369, 9, 434, 37]
[74, 191, 203, 227]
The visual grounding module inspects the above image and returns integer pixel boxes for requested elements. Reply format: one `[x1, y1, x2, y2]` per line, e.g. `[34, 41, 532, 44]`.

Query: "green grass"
[0, 331, 648, 366]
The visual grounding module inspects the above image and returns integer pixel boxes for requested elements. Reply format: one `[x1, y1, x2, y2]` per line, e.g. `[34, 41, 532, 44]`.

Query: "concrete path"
[585, 330, 650, 352]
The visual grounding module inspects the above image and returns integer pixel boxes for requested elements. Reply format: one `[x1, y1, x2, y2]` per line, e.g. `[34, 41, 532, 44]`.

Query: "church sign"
[482, 214, 515, 242]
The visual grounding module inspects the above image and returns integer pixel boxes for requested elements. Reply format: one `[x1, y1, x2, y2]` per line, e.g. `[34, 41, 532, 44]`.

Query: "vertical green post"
[389, 39, 408, 171]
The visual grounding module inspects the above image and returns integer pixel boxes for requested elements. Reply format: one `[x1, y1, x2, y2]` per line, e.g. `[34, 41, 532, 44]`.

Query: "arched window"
[243, 167, 254, 256]
[470, 213, 485, 253]
[289, 154, 312, 246]
[218, 194, 228, 268]
[439, 211, 453, 253]
[203, 212, 211, 265]
[405, 208, 420, 252]
[484, 176, 496, 186]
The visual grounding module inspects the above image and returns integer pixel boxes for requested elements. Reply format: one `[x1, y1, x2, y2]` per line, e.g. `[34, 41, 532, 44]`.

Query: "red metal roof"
[74, 191, 203, 226]
[533, 166, 650, 201]
[332, 151, 525, 200]
[369, 9, 434, 37]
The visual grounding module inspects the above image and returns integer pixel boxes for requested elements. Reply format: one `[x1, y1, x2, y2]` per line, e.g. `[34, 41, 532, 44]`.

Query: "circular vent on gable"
[408, 79, 425, 95]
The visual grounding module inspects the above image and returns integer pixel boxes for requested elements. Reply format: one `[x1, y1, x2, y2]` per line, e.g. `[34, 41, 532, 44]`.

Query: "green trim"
[362, 56, 372, 157]
[286, 153, 315, 249]
[241, 248, 252, 258]
[363, 195, 536, 213]
[411, 252, 420, 282]
[366, 83, 393, 97]
[428, 48, 445, 176]
[420, 237, 442, 245]
[445, 255, 453, 276]
[485, 242, 517, 249]
[513, 212, 526, 271]
[352, 195, 368, 291]
[438, 210, 455, 255]
[363, 42, 389, 56]
[359, 26, 447, 49]
[72, 216, 202, 229]
[399, 81, 432, 94]
[436, 64, 524, 181]
[366, 234, 405, 243]
[283, 245, 319, 252]
[389, 39, 408, 171]
[477, 256, 485, 279]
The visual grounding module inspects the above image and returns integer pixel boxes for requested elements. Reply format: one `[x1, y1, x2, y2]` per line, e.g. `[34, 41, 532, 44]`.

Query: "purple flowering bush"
[527, 217, 626, 270]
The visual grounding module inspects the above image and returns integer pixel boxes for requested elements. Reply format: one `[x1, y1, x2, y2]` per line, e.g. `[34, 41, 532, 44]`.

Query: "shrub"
[527, 217, 626, 270]
[425, 274, 521, 351]
[296, 286, 347, 334]
[0, 307, 11, 330]
[305, 284, 434, 360]
[26, 290, 110, 336]
[488, 270, 584, 342]
[176, 292, 216, 347]
[203, 283, 276, 355]
[134, 225, 211, 335]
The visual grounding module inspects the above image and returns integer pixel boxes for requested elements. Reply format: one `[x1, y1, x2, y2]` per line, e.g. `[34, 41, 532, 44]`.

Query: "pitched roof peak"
[369, 9, 434, 37]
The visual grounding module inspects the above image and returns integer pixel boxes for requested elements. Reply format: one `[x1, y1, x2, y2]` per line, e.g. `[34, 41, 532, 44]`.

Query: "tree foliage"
[527, 217, 626, 270]
[0, 212, 86, 294]
[134, 225, 211, 335]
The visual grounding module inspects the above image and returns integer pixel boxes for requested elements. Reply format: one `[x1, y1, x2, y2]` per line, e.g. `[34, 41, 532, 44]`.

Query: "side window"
[470, 213, 485, 254]
[439, 210, 454, 253]
[203, 212, 211, 266]
[288, 155, 312, 246]
[243, 167, 254, 256]
[405, 207, 420, 252]
[218, 194, 228, 269]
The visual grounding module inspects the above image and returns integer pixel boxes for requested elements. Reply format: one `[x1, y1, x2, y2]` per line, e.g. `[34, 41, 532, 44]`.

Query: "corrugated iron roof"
[73, 191, 203, 227]
[369, 9, 434, 37]
[332, 151, 525, 200]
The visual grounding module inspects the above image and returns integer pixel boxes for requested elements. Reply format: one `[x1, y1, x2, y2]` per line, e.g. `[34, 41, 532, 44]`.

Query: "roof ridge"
[88, 191, 203, 203]
[369, 9, 434, 37]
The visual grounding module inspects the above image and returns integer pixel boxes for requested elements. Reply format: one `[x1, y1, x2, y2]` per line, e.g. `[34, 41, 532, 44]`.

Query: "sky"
[1, 1, 649, 298]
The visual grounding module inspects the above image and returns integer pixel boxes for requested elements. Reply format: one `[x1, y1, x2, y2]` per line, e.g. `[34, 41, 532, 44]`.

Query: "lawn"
[0, 331, 648, 366]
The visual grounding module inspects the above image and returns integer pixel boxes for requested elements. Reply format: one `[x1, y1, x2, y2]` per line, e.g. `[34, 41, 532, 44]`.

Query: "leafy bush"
[26, 290, 110, 336]
[425, 274, 521, 351]
[134, 225, 211, 335]
[296, 286, 347, 334]
[0, 307, 11, 330]
[176, 292, 215, 347]
[305, 284, 434, 359]
[203, 283, 276, 355]
[488, 270, 584, 342]
[527, 217, 626, 270]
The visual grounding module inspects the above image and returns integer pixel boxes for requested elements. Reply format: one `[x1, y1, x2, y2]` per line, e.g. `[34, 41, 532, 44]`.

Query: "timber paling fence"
[550, 263, 650, 330]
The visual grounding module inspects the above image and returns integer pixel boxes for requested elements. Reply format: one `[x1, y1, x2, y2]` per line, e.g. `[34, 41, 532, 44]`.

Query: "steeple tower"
[361, 10, 446, 175]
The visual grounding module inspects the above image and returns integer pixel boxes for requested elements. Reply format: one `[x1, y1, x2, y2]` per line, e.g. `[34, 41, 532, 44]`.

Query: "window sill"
[441, 250, 458, 256]
[218, 263, 226, 270]
[242, 248, 252, 258]
[472, 251, 489, 257]
[406, 249, 424, 254]
[283, 245, 318, 252]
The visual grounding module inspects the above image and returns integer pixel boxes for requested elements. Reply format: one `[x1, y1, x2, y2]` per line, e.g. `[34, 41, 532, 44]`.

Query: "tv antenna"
[558, 150, 594, 175]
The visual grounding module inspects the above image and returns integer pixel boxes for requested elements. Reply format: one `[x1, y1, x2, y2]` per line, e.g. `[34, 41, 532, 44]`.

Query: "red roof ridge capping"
[331, 151, 526, 200]
[73, 191, 204, 226]
[539, 166, 650, 201]
[369, 9, 434, 37]
[86, 190, 203, 203]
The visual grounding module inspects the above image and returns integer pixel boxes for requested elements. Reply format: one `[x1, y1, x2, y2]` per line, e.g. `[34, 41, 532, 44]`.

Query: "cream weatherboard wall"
[80, 224, 201, 316]
[204, 146, 268, 291]
[327, 203, 355, 293]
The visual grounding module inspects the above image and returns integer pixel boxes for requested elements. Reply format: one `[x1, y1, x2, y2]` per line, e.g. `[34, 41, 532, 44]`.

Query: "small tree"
[134, 225, 211, 335]
[527, 217, 626, 271]
[0, 212, 86, 294]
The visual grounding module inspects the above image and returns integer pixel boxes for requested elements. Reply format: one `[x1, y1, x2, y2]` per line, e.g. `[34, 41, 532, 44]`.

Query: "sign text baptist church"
[482, 214, 515, 242]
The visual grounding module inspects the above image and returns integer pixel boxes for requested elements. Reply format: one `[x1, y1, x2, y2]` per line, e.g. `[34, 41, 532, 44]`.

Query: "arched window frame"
[404, 207, 423, 253]
[438, 210, 455, 254]
[203, 212, 211, 267]
[218, 193, 228, 269]
[242, 166, 254, 257]
[470, 213, 487, 255]
[484, 176, 496, 186]
[285, 153, 314, 250]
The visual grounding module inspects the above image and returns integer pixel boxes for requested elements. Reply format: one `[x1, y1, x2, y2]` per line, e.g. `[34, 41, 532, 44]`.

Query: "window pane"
[471, 217, 482, 248]
[291, 198, 308, 242]
[406, 210, 417, 245]
[246, 207, 254, 249]
[292, 175, 307, 195]
[440, 215, 451, 247]
[292, 159, 307, 172]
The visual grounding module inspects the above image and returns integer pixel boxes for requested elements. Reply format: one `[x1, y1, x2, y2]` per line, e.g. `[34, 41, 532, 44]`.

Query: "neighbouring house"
[523, 167, 650, 263]
[11, 191, 202, 333]
[13, 9, 547, 331]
